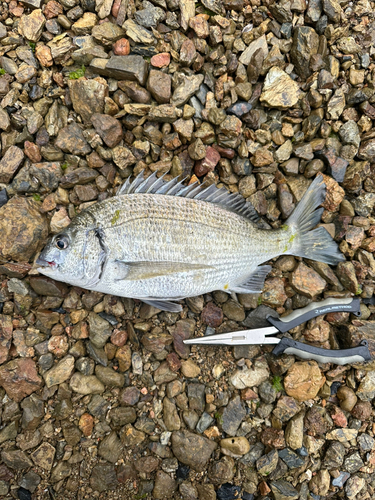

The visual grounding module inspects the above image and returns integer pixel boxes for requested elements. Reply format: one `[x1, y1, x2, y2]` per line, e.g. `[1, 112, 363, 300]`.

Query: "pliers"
[184, 298, 371, 365]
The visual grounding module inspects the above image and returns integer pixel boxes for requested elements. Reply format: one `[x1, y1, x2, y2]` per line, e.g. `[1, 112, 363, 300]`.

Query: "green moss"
[272, 376, 283, 393]
[61, 162, 68, 170]
[215, 412, 223, 425]
[355, 286, 362, 296]
[0, 68, 6, 75]
[257, 295, 262, 306]
[69, 66, 86, 79]
[111, 209, 120, 226]
[32, 193, 41, 201]
[28, 41, 36, 52]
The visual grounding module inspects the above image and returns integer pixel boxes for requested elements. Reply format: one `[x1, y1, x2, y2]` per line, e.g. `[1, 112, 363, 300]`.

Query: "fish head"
[36, 225, 89, 284]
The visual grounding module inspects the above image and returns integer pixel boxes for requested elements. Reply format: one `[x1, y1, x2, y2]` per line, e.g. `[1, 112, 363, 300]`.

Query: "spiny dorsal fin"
[116, 171, 260, 223]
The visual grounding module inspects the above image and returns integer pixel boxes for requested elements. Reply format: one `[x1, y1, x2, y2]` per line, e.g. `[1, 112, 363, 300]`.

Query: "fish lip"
[36, 256, 56, 268]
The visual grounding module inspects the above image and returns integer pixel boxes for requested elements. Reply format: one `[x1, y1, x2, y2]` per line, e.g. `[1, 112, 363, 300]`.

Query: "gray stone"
[239, 35, 268, 66]
[171, 74, 204, 107]
[171, 430, 218, 471]
[290, 27, 319, 79]
[221, 396, 246, 437]
[105, 55, 148, 86]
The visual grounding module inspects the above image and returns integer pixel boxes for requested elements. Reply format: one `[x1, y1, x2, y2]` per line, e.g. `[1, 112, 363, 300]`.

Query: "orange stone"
[24, 141, 42, 162]
[113, 38, 130, 56]
[151, 52, 171, 68]
[111, 0, 121, 17]
[79, 413, 94, 436]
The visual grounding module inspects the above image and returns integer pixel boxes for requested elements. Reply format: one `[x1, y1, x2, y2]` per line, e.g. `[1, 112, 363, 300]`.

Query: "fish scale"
[36, 173, 345, 312]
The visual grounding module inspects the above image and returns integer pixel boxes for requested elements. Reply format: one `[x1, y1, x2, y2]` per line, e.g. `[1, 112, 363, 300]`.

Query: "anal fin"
[229, 265, 272, 294]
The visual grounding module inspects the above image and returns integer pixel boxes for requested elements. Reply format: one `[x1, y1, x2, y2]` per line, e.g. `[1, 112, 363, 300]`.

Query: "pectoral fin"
[142, 299, 183, 312]
[116, 261, 215, 281]
[229, 265, 272, 293]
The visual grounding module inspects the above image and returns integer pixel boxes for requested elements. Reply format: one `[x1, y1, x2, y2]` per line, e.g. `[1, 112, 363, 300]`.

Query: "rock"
[153, 471, 177, 499]
[163, 398, 181, 431]
[345, 476, 366, 500]
[309, 469, 330, 496]
[0, 358, 42, 402]
[291, 27, 319, 79]
[30, 443, 55, 470]
[171, 431, 218, 471]
[358, 139, 375, 162]
[336, 261, 359, 294]
[356, 371, 375, 401]
[291, 262, 326, 298]
[104, 55, 148, 86]
[257, 449, 279, 475]
[69, 373, 105, 395]
[201, 302, 223, 327]
[43, 355, 75, 388]
[1, 450, 33, 470]
[220, 396, 246, 436]
[230, 362, 269, 389]
[171, 74, 204, 107]
[0, 146, 24, 183]
[0, 315, 12, 364]
[68, 78, 107, 123]
[98, 431, 123, 463]
[327, 89, 346, 120]
[194, 146, 220, 176]
[181, 359, 201, 378]
[239, 35, 268, 66]
[260, 68, 300, 109]
[284, 411, 304, 450]
[91, 113, 122, 148]
[55, 123, 91, 155]
[151, 53, 170, 68]
[18, 9, 45, 42]
[0, 197, 48, 262]
[148, 69, 171, 104]
[326, 428, 358, 442]
[221, 437, 250, 456]
[90, 464, 118, 492]
[284, 361, 325, 401]
[270, 480, 299, 500]
[95, 365, 125, 387]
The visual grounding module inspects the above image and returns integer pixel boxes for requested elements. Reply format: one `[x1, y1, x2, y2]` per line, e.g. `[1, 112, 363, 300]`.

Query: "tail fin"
[286, 175, 345, 265]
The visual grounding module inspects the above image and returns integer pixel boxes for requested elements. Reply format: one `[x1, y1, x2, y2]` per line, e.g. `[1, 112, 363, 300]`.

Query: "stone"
[220, 396, 246, 436]
[291, 262, 326, 298]
[69, 373, 105, 395]
[327, 89, 346, 120]
[239, 35, 268, 66]
[0, 197, 48, 262]
[270, 480, 298, 500]
[171, 74, 204, 107]
[1, 450, 33, 470]
[284, 361, 325, 401]
[95, 366, 125, 387]
[260, 68, 300, 109]
[0, 315, 12, 364]
[171, 431, 217, 471]
[221, 437, 250, 456]
[148, 70, 171, 104]
[68, 78, 107, 123]
[18, 9, 45, 42]
[0, 146, 24, 183]
[30, 443, 55, 470]
[284, 411, 304, 450]
[98, 431, 123, 463]
[230, 362, 269, 389]
[0, 358, 42, 402]
[153, 471, 177, 499]
[163, 398, 181, 431]
[181, 359, 201, 378]
[105, 55, 148, 86]
[43, 355, 75, 388]
[358, 139, 375, 162]
[345, 476, 366, 500]
[91, 113, 122, 148]
[356, 371, 375, 401]
[194, 146, 220, 176]
[55, 123, 91, 155]
[151, 53, 170, 68]
[90, 464, 118, 492]
[290, 27, 319, 79]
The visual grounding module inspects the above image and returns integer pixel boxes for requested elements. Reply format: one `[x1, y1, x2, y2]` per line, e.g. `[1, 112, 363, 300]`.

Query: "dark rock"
[91, 113, 123, 148]
[221, 396, 246, 437]
[291, 27, 319, 79]
[278, 448, 305, 469]
[55, 123, 91, 155]
[90, 464, 118, 492]
[216, 483, 241, 500]
[171, 430, 218, 471]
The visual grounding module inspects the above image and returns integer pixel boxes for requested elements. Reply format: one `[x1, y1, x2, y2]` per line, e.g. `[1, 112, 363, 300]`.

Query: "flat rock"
[291, 262, 327, 298]
[284, 361, 325, 401]
[171, 74, 204, 107]
[260, 68, 300, 109]
[0, 197, 48, 262]
[90, 464, 118, 492]
[221, 395, 246, 436]
[1, 450, 33, 470]
[290, 27, 319, 79]
[18, 9, 45, 42]
[0, 146, 24, 183]
[0, 314, 12, 364]
[30, 443, 55, 470]
[171, 430, 218, 470]
[104, 55, 148, 86]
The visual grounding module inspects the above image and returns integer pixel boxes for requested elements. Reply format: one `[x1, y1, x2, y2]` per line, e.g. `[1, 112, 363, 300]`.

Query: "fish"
[36, 171, 345, 312]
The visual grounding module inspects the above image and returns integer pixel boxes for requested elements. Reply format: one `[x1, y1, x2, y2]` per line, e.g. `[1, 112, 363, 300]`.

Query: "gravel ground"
[0, 0, 375, 499]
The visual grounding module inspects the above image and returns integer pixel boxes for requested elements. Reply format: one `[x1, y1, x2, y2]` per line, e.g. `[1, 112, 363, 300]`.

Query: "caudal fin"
[286, 175, 345, 265]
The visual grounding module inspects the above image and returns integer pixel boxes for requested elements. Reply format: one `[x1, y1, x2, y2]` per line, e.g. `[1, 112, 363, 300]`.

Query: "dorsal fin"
[116, 171, 260, 223]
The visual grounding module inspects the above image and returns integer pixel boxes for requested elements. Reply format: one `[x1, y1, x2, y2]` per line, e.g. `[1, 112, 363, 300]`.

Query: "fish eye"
[55, 235, 69, 250]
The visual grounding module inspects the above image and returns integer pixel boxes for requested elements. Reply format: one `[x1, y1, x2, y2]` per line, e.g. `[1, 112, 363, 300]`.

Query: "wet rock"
[270, 480, 298, 500]
[171, 430, 217, 471]
[153, 471, 177, 499]
[148, 69, 171, 104]
[18, 9, 45, 42]
[69, 373, 105, 395]
[30, 443, 55, 471]
[260, 68, 300, 109]
[55, 123, 91, 156]
[1, 450, 33, 470]
[171, 74, 204, 107]
[284, 361, 325, 401]
[221, 396, 246, 436]
[0, 146, 24, 183]
[291, 27, 319, 79]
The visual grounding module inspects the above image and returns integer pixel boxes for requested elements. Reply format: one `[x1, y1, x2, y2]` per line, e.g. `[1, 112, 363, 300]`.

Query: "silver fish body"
[36, 173, 344, 312]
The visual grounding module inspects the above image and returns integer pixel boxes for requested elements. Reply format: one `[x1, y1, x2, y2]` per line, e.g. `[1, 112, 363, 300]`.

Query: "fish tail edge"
[285, 175, 345, 266]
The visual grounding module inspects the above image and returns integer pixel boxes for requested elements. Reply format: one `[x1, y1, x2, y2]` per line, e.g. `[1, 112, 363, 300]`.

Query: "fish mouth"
[36, 256, 57, 269]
